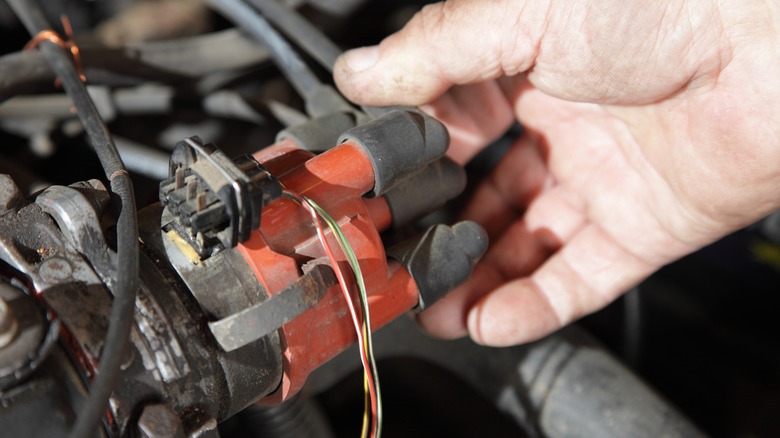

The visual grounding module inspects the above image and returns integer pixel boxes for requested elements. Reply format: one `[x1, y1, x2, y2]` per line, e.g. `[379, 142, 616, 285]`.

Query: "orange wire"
[24, 15, 86, 83]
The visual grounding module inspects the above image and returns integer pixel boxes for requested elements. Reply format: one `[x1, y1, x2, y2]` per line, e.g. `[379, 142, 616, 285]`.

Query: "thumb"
[334, 0, 548, 106]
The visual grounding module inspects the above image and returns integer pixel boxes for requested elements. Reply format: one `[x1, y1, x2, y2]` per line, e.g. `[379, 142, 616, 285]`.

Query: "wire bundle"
[283, 191, 383, 438]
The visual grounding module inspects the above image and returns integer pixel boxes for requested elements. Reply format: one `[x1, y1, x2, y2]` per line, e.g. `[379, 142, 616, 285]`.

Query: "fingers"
[334, 0, 549, 106]
[418, 218, 562, 339]
[418, 135, 585, 339]
[335, 1, 724, 108]
[416, 259, 503, 339]
[467, 223, 659, 346]
[419, 187, 589, 339]
[523, 186, 587, 244]
[422, 79, 516, 164]
[458, 134, 549, 240]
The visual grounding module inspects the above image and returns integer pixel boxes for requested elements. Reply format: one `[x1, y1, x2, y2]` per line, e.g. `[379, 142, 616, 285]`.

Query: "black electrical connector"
[160, 137, 282, 258]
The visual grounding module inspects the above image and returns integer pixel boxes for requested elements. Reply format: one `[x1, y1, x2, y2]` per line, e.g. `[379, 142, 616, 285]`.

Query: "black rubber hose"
[204, 0, 322, 100]
[245, 0, 341, 71]
[5, 1, 140, 438]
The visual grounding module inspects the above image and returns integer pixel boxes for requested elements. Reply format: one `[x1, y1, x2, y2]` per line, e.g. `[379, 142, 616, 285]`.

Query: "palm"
[335, 0, 780, 345]
[419, 70, 780, 344]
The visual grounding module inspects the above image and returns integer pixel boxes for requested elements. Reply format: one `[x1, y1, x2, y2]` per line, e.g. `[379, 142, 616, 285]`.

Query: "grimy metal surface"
[209, 264, 336, 351]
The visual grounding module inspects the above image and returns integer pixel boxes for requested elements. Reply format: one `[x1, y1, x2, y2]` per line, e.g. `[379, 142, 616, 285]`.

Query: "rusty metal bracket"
[208, 264, 335, 352]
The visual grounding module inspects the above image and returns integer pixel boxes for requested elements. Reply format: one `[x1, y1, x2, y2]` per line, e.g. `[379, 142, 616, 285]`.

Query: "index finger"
[334, 0, 548, 106]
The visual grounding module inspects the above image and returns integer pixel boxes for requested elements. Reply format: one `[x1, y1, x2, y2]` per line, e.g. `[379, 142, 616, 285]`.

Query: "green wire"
[303, 195, 383, 438]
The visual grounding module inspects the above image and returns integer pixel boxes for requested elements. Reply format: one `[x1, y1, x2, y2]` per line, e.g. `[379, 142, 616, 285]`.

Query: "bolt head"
[138, 404, 184, 438]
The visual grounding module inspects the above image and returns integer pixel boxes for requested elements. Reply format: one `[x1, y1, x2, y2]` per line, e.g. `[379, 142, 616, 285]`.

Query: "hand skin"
[334, 0, 780, 346]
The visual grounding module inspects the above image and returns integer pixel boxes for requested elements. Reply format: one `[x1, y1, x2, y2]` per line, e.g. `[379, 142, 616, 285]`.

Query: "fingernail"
[467, 308, 483, 344]
[345, 46, 380, 72]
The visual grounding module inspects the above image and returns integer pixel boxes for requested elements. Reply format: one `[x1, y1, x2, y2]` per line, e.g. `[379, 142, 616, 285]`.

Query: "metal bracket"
[208, 264, 336, 352]
[35, 182, 116, 287]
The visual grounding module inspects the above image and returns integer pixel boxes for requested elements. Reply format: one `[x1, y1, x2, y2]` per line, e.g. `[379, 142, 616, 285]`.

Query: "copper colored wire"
[283, 190, 379, 437]
[24, 16, 86, 83]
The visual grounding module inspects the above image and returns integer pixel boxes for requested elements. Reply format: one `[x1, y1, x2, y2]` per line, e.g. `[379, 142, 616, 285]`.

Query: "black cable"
[244, 0, 341, 71]
[0, 49, 181, 103]
[204, 0, 384, 120]
[0, 50, 55, 102]
[0, 28, 276, 105]
[204, 0, 323, 100]
[5, 1, 139, 437]
[238, 0, 403, 119]
[240, 0, 404, 119]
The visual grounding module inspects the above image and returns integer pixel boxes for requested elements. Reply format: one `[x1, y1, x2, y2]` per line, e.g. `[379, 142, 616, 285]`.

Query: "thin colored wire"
[302, 195, 383, 438]
[305, 202, 380, 437]
[304, 200, 373, 437]
[282, 191, 376, 437]
[283, 189, 382, 437]
[299, 195, 376, 438]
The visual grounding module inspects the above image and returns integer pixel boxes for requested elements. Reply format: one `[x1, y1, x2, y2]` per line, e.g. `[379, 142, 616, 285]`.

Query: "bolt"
[138, 404, 184, 438]
[0, 298, 18, 349]
[85, 178, 107, 192]
[85, 178, 111, 212]
[38, 257, 74, 284]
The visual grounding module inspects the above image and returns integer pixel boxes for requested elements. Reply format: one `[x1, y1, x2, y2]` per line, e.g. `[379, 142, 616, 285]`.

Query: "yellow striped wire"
[303, 196, 382, 438]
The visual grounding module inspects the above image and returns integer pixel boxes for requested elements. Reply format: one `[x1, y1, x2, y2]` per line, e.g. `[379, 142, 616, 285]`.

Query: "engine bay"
[0, 1, 777, 437]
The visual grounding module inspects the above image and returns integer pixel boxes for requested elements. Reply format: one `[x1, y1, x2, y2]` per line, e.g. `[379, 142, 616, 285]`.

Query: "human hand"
[334, 0, 780, 346]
